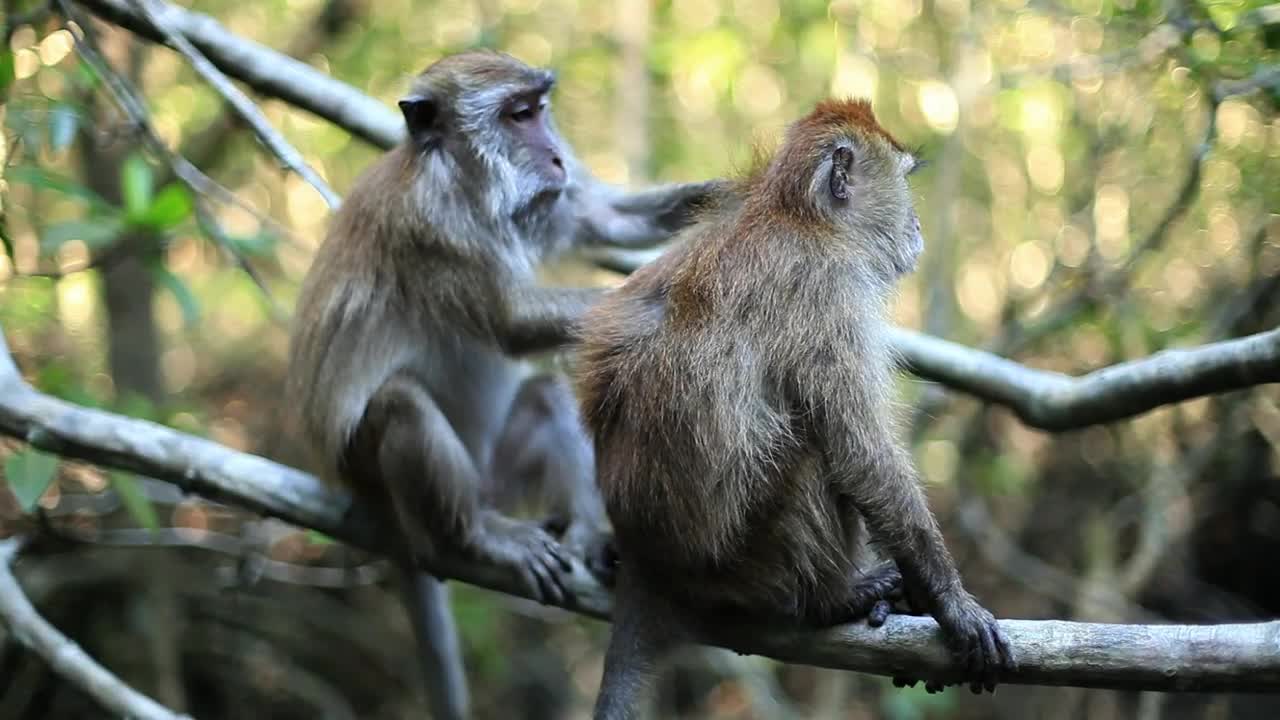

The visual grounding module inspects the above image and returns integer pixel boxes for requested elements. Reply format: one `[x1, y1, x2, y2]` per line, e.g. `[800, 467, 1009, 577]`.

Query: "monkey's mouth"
[512, 185, 564, 223]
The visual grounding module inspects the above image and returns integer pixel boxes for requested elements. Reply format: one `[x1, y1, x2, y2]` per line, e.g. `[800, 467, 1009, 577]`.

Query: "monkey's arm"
[499, 286, 605, 355]
[571, 178, 728, 249]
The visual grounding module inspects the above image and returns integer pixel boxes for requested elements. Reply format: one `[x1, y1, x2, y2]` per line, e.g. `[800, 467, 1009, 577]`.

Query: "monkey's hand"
[573, 179, 730, 248]
[930, 591, 1016, 694]
[468, 511, 574, 606]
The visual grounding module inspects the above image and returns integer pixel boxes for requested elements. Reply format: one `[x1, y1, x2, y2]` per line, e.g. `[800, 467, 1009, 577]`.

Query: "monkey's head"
[754, 98, 925, 280]
[399, 51, 569, 220]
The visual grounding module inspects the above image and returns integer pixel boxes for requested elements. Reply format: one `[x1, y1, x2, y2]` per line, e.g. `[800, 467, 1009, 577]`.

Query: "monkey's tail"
[592, 565, 685, 720]
[400, 570, 470, 720]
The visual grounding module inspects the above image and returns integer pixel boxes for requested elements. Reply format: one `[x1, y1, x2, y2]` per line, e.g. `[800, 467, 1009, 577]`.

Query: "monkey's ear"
[829, 146, 853, 201]
[399, 94, 439, 138]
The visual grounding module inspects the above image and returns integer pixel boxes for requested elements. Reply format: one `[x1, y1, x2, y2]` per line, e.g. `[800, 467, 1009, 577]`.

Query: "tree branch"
[0, 538, 193, 720]
[122, 0, 340, 208]
[3, 326, 1280, 692]
[72, 0, 405, 150]
[890, 326, 1280, 430]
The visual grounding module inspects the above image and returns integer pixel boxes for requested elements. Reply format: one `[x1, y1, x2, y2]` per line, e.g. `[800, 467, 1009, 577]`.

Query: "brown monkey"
[287, 51, 718, 720]
[577, 98, 1015, 718]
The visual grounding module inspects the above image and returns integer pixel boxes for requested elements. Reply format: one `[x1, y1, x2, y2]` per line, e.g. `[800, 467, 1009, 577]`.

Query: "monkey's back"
[578, 231, 877, 620]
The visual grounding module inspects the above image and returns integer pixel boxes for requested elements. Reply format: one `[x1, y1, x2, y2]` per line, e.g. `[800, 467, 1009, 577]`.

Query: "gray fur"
[288, 50, 720, 720]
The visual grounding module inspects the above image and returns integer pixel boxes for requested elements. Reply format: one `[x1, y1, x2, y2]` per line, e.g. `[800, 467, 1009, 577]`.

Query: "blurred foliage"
[0, 0, 1277, 718]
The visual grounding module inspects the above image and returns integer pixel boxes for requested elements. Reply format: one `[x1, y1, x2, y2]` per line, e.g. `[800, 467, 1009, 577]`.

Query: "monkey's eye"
[509, 103, 538, 123]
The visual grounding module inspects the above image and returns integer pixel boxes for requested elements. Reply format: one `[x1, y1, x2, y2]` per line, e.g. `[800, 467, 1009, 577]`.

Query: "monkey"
[576, 98, 1016, 718]
[286, 50, 719, 720]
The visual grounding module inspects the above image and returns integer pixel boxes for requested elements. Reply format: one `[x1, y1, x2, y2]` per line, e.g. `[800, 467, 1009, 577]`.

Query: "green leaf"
[150, 263, 200, 327]
[109, 471, 160, 530]
[306, 529, 334, 545]
[6, 166, 113, 211]
[40, 217, 124, 251]
[48, 104, 80, 152]
[135, 183, 193, 231]
[5, 449, 59, 512]
[121, 153, 154, 221]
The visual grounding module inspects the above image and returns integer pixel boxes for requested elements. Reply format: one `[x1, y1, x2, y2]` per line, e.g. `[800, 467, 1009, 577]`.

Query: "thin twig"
[0, 538, 194, 720]
[124, 0, 340, 209]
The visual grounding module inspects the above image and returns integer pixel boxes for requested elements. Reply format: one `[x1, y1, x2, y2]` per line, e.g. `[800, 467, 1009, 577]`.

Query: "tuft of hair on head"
[799, 97, 907, 152]
[734, 139, 776, 183]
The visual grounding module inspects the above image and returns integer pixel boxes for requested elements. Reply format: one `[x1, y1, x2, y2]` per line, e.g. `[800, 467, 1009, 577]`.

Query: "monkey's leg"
[368, 373, 572, 604]
[593, 566, 685, 720]
[491, 374, 615, 583]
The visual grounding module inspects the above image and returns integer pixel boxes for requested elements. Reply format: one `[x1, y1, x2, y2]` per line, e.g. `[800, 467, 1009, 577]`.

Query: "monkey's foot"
[541, 518, 618, 587]
[472, 513, 573, 606]
[567, 526, 617, 588]
[891, 676, 949, 694]
[931, 591, 1017, 694]
[840, 562, 903, 628]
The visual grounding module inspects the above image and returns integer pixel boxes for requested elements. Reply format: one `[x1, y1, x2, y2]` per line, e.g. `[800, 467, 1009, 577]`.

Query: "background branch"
[123, 0, 340, 208]
[0, 538, 193, 720]
[3, 326, 1280, 692]
[890, 326, 1280, 430]
[73, 0, 405, 149]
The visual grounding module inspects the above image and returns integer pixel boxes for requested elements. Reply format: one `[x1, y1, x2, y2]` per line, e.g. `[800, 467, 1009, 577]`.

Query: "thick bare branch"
[3, 327, 1280, 692]
[0, 538, 194, 720]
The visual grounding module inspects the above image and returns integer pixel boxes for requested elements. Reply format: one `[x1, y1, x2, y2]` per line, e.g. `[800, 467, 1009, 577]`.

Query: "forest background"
[0, 0, 1278, 718]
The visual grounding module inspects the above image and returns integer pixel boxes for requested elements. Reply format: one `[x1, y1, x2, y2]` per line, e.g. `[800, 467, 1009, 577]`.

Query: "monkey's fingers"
[540, 538, 573, 601]
[548, 538, 573, 571]
[867, 600, 892, 628]
[995, 624, 1017, 671]
[963, 640, 982, 694]
[976, 622, 1001, 693]
[531, 558, 566, 606]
